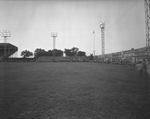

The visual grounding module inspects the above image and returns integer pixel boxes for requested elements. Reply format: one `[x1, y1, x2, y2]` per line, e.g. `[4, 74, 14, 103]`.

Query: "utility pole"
[145, 0, 150, 47]
[0, 30, 11, 58]
[100, 22, 105, 57]
[93, 30, 95, 57]
[51, 32, 57, 61]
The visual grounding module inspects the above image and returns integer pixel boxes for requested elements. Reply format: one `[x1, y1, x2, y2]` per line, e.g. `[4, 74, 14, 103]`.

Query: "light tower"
[145, 0, 150, 47]
[0, 30, 11, 58]
[100, 22, 105, 56]
[51, 32, 57, 60]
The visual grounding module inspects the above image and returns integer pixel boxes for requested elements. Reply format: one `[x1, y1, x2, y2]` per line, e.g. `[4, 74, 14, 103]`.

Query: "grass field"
[0, 62, 150, 119]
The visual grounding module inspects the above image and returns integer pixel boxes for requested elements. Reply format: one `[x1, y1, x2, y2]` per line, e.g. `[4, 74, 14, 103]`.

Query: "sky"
[0, 0, 145, 57]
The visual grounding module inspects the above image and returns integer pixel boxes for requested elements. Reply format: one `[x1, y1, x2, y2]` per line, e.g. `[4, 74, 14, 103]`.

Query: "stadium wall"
[97, 46, 150, 64]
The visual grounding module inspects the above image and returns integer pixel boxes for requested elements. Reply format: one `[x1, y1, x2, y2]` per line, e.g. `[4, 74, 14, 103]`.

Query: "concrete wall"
[97, 46, 150, 64]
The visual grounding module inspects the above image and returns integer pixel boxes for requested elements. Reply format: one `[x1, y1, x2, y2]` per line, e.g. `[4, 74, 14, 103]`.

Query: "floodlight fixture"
[0, 30, 11, 44]
[1, 30, 11, 37]
[51, 32, 57, 37]
[100, 22, 105, 29]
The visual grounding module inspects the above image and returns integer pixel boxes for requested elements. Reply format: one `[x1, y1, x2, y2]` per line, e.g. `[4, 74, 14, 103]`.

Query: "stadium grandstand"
[97, 46, 150, 65]
[0, 43, 18, 61]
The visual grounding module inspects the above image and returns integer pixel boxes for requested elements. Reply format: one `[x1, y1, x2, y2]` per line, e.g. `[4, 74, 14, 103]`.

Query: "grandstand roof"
[0, 43, 18, 49]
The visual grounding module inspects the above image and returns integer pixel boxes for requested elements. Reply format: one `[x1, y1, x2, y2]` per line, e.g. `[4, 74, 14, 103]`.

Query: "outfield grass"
[0, 62, 150, 119]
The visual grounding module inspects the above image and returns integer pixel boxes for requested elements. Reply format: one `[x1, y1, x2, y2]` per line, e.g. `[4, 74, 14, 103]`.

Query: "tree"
[90, 54, 93, 60]
[71, 47, 79, 56]
[21, 50, 33, 58]
[64, 47, 79, 57]
[47, 50, 53, 56]
[52, 49, 63, 57]
[77, 51, 86, 56]
[34, 48, 48, 57]
[34, 48, 63, 57]
[64, 49, 72, 57]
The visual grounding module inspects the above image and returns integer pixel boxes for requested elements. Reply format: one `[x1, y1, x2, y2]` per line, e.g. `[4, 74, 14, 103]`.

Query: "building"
[0, 43, 18, 61]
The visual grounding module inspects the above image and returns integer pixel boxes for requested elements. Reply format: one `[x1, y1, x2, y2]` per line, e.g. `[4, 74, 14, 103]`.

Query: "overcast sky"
[0, 0, 145, 56]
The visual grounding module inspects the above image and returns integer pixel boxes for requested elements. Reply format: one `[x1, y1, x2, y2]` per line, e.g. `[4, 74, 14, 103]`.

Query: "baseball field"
[0, 62, 150, 119]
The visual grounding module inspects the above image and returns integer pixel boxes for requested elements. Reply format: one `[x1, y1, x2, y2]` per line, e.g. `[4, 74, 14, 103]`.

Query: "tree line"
[21, 47, 86, 58]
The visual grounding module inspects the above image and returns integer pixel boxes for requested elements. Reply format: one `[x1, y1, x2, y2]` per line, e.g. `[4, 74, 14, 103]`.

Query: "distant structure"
[0, 30, 11, 58]
[51, 32, 57, 60]
[145, 0, 150, 47]
[93, 30, 95, 57]
[100, 22, 105, 56]
[51, 32, 57, 50]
